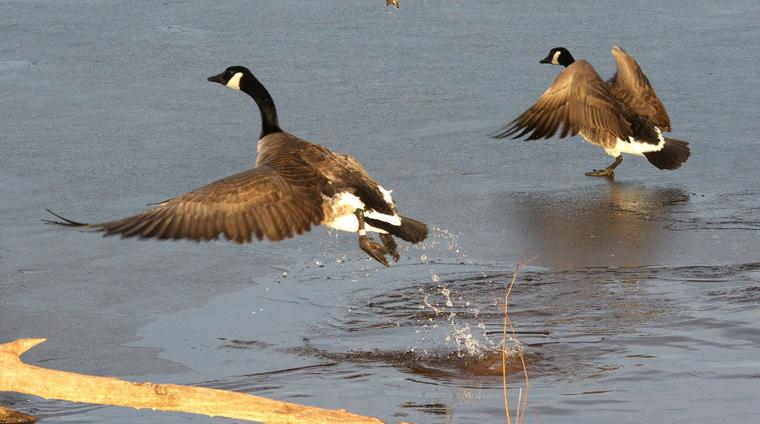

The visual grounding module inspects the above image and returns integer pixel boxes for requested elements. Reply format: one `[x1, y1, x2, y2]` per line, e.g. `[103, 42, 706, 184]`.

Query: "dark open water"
[2, 1, 760, 422]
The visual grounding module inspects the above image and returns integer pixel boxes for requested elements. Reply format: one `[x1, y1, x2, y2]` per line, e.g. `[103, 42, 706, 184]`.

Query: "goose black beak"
[540, 55, 552, 64]
[207, 73, 225, 84]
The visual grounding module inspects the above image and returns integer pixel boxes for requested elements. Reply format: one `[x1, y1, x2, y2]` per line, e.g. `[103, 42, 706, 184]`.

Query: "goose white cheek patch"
[226, 72, 243, 90]
[551, 50, 562, 65]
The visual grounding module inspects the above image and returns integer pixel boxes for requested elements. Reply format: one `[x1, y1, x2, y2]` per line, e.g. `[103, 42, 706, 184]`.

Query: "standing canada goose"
[494, 46, 690, 177]
[45, 66, 427, 267]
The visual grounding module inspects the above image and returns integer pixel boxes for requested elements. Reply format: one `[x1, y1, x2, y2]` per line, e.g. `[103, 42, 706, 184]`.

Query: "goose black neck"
[240, 75, 282, 138]
[560, 53, 575, 68]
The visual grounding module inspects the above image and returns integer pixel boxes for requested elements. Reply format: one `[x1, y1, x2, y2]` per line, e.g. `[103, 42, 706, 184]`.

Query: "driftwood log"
[0, 338, 384, 424]
[0, 405, 36, 424]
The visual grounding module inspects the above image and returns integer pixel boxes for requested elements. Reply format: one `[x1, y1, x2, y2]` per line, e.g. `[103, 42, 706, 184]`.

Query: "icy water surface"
[2, 0, 760, 423]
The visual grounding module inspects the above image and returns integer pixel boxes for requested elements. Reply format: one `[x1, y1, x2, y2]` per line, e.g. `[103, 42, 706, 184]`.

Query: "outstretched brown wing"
[494, 60, 633, 142]
[607, 45, 670, 131]
[46, 165, 325, 244]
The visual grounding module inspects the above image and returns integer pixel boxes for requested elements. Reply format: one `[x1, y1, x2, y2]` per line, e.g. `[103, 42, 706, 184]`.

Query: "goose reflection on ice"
[508, 181, 689, 269]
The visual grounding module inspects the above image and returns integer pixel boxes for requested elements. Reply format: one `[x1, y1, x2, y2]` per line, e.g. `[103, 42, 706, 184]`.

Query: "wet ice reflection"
[506, 182, 689, 268]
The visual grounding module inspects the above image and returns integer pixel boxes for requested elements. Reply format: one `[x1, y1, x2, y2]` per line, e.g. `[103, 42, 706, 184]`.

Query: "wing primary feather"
[153, 215, 174, 239]
[118, 218, 153, 238]
[164, 212, 183, 239]
[43, 209, 90, 227]
[266, 206, 287, 241]
[140, 215, 167, 238]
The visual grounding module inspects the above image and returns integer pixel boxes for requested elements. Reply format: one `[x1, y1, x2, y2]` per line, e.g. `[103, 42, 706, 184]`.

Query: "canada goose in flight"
[494, 46, 690, 177]
[45, 66, 427, 266]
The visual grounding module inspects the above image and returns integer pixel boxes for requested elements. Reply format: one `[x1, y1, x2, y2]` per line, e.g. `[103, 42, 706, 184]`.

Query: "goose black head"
[207, 66, 252, 90]
[540, 47, 575, 67]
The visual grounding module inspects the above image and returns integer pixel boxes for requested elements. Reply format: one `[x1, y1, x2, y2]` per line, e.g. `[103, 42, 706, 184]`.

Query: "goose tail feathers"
[644, 137, 690, 170]
[364, 215, 428, 244]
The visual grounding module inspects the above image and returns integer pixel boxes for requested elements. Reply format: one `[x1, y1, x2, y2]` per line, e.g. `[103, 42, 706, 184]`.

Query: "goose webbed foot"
[379, 234, 400, 262]
[354, 208, 390, 267]
[584, 168, 616, 177]
[359, 235, 390, 267]
[585, 155, 622, 178]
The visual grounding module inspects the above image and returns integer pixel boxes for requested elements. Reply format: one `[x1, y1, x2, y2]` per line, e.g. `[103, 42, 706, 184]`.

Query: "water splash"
[419, 285, 499, 358]
[410, 226, 471, 264]
[501, 335, 525, 357]
[447, 322, 484, 358]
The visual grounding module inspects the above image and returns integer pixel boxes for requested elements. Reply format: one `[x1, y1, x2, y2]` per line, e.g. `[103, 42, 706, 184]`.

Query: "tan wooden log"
[0, 339, 384, 424]
[0, 405, 36, 424]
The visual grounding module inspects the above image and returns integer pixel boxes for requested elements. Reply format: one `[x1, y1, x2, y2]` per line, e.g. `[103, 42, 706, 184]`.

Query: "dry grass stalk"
[501, 258, 535, 424]
[0, 405, 36, 424]
[0, 338, 383, 424]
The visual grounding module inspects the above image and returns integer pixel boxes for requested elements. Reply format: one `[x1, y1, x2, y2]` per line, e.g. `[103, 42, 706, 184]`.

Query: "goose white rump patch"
[605, 128, 666, 157]
[378, 185, 394, 204]
[322, 191, 401, 234]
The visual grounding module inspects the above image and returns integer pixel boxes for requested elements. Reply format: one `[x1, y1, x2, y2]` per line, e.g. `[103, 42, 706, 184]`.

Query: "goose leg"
[585, 155, 623, 177]
[354, 209, 390, 267]
[379, 234, 400, 262]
